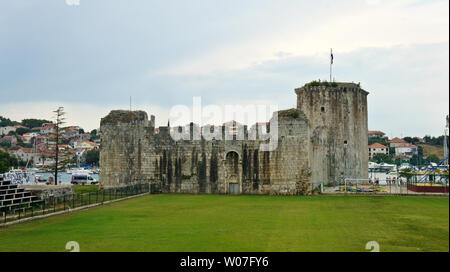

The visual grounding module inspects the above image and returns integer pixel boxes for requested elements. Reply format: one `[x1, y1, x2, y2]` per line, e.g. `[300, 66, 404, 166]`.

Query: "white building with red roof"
[40, 123, 56, 135]
[14, 125, 28, 130]
[387, 137, 408, 148]
[0, 126, 16, 136]
[368, 143, 389, 159]
[0, 135, 17, 146]
[68, 133, 91, 144]
[10, 147, 39, 164]
[73, 140, 98, 150]
[22, 132, 39, 144]
[395, 143, 418, 158]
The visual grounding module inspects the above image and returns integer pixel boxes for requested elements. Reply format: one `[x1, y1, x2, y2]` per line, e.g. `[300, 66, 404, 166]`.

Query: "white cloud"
[0, 1, 448, 138]
[156, 0, 448, 76]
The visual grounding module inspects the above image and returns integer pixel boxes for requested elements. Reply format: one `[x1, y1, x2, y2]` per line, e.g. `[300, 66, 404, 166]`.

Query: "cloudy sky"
[0, 0, 448, 137]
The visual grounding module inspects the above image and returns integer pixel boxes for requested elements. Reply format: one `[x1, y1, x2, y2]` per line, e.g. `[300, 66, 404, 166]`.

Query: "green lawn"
[73, 185, 99, 194]
[0, 194, 448, 252]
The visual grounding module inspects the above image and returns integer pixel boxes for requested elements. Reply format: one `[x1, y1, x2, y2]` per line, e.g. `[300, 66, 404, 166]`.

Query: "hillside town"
[367, 129, 449, 175]
[0, 116, 100, 171]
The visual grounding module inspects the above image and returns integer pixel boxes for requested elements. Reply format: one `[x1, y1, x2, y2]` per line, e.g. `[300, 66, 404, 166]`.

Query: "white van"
[71, 174, 98, 185]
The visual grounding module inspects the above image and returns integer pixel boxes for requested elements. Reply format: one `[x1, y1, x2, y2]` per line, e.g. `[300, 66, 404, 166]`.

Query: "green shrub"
[306, 80, 338, 87]
[290, 111, 299, 118]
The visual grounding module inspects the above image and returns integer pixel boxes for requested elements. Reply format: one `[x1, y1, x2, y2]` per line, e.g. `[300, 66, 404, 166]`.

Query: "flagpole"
[330, 48, 332, 82]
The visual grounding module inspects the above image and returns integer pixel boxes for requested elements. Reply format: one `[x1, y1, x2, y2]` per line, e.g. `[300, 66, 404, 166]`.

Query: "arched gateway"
[225, 151, 240, 194]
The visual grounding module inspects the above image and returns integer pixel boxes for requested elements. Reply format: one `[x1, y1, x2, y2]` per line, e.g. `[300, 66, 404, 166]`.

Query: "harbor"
[1, 168, 99, 185]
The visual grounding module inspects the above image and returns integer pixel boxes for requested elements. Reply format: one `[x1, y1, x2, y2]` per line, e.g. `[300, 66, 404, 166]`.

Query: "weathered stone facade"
[100, 82, 369, 195]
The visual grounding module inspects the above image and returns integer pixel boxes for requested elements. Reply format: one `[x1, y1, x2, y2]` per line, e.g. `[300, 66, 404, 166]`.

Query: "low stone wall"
[22, 184, 75, 199]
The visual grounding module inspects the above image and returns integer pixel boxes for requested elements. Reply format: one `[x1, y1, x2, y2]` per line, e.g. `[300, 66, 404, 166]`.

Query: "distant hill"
[419, 144, 445, 159]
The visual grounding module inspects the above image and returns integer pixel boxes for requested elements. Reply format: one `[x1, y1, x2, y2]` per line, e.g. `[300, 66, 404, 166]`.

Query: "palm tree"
[399, 168, 413, 183]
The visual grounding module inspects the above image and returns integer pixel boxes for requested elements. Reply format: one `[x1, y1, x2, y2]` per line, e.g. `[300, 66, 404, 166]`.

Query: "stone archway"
[225, 151, 240, 194]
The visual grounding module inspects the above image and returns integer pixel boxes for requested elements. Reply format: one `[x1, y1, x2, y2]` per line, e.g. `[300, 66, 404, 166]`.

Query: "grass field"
[0, 194, 448, 252]
[73, 185, 99, 194]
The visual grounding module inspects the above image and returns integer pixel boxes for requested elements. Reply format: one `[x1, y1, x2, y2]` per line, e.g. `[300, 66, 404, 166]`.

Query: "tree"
[0, 142, 11, 149]
[17, 137, 32, 148]
[426, 154, 441, 163]
[41, 155, 47, 167]
[368, 137, 388, 146]
[16, 127, 31, 135]
[389, 147, 395, 155]
[403, 137, 413, 144]
[399, 168, 413, 183]
[371, 153, 393, 164]
[84, 150, 100, 166]
[21, 118, 52, 129]
[423, 135, 449, 146]
[0, 116, 19, 127]
[52, 107, 66, 185]
[409, 154, 421, 166]
[403, 136, 421, 145]
[0, 151, 11, 173]
[394, 158, 404, 166]
[89, 129, 100, 141]
[418, 145, 424, 156]
[0, 151, 24, 170]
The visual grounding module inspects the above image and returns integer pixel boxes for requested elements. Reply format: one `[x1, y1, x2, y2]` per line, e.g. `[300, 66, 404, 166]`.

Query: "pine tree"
[52, 107, 66, 185]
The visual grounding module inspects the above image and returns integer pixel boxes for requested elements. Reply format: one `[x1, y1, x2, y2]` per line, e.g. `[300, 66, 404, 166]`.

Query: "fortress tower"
[295, 82, 369, 185]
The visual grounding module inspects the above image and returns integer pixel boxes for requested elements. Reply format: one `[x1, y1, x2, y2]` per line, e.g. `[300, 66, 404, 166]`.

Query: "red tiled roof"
[368, 143, 388, 149]
[396, 143, 418, 148]
[368, 130, 385, 135]
[42, 123, 56, 128]
[8, 146, 21, 151]
[20, 148, 36, 153]
[387, 137, 407, 143]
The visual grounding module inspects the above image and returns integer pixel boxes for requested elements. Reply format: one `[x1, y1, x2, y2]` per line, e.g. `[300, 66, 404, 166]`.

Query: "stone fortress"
[99, 82, 369, 195]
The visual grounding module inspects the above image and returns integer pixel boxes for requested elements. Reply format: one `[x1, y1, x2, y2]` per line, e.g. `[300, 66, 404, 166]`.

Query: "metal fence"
[322, 178, 449, 196]
[1, 183, 160, 225]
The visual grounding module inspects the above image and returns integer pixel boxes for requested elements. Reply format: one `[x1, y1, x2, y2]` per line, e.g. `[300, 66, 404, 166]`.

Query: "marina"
[1, 169, 99, 185]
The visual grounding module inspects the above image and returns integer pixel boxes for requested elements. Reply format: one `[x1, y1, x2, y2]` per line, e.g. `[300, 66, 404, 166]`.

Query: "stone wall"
[24, 184, 74, 199]
[100, 82, 369, 194]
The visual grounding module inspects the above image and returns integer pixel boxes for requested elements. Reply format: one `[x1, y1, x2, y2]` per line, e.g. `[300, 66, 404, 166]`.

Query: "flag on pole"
[330, 49, 334, 64]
